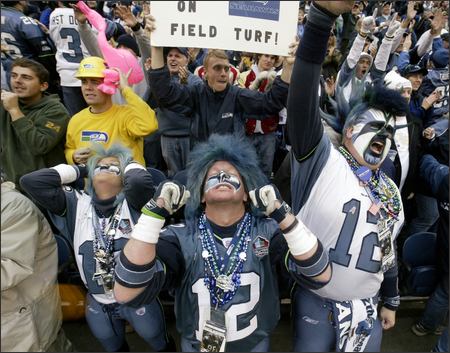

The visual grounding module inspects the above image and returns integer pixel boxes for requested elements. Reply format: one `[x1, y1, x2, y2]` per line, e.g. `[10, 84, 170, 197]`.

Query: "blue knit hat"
[431, 49, 449, 69]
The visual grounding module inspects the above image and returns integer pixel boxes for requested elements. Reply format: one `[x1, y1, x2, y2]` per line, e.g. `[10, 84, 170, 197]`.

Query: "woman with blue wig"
[20, 143, 173, 352]
[113, 133, 331, 352]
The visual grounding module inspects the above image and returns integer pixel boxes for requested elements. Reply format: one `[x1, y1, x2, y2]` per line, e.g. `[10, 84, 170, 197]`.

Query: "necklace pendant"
[216, 274, 235, 292]
[95, 249, 106, 260]
[356, 166, 371, 184]
[369, 200, 381, 216]
[107, 228, 116, 237]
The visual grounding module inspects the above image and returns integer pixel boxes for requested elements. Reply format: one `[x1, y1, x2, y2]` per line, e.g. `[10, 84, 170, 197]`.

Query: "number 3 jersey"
[155, 217, 282, 352]
[290, 135, 404, 302]
[48, 8, 90, 87]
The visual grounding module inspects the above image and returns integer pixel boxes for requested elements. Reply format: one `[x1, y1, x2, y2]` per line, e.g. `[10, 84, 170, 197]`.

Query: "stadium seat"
[402, 232, 438, 296]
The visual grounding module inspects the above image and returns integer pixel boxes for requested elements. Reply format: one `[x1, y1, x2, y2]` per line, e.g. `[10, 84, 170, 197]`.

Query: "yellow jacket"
[65, 87, 158, 165]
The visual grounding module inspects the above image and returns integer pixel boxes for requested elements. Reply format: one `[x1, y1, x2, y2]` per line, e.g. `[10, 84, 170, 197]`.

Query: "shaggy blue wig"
[184, 134, 269, 220]
[323, 80, 409, 134]
[86, 143, 133, 204]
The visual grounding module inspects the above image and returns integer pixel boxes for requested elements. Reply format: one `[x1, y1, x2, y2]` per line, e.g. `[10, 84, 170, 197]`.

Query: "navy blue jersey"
[1, 6, 55, 73]
[167, 218, 281, 351]
[421, 68, 449, 118]
[129, 217, 284, 351]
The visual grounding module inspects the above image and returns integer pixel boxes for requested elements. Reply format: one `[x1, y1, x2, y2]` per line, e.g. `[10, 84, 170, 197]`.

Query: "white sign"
[151, 1, 299, 56]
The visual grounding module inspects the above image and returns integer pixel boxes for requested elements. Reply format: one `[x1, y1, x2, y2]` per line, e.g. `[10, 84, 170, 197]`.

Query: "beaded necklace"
[92, 203, 122, 277]
[199, 212, 252, 308]
[338, 146, 401, 219]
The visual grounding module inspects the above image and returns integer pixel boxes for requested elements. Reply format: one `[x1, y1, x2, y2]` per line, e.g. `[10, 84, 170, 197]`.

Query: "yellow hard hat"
[75, 56, 107, 79]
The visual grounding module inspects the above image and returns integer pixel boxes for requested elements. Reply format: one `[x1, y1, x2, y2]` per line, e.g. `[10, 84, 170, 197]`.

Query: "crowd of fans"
[1, 0, 448, 352]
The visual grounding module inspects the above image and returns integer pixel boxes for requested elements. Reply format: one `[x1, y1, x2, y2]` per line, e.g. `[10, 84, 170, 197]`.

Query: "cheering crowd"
[1, 0, 448, 352]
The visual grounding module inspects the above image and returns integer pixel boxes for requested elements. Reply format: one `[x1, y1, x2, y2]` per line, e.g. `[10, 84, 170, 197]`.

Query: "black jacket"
[148, 67, 288, 143]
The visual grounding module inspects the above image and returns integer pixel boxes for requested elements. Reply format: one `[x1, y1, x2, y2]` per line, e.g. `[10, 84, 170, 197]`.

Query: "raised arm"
[373, 17, 400, 72]
[390, 2, 416, 54]
[288, 2, 353, 160]
[117, 69, 158, 137]
[123, 162, 155, 211]
[114, 180, 189, 303]
[115, 5, 151, 61]
[73, 4, 103, 57]
[148, 46, 194, 109]
[337, 13, 376, 86]
[236, 76, 289, 117]
[20, 164, 85, 215]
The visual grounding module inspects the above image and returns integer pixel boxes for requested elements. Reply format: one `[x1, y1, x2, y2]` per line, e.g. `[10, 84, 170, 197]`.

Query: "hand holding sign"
[144, 14, 157, 35]
[284, 37, 299, 66]
[279, 36, 299, 84]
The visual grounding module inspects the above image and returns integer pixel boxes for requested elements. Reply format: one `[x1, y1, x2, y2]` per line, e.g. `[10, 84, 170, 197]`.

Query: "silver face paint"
[351, 109, 395, 166]
[93, 164, 121, 176]
[204, 171, 241, 193]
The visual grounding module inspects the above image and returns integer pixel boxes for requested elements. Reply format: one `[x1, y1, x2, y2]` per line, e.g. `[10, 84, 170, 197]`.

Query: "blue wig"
[184, 134, 268, 220]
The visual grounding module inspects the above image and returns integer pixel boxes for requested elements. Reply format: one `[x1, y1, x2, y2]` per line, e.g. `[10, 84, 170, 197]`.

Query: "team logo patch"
[45, 121, 61, 132]
[221, 112, 233, 119]
[135, 307, 146, 316]
[81, 130, 108, 142]
[229, 1, 280, 21]
[252, 236, 269, 258]
[118, 219, 132, 234]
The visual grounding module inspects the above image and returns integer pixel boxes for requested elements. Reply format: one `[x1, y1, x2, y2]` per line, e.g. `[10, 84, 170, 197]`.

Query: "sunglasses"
[93, 164, 121, 176]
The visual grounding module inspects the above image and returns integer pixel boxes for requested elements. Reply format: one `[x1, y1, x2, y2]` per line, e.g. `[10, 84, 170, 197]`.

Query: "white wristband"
[284, 218, 318, 256]
[124, 162, 146, 173]
[51, 164, 79, 184]
[131, 214, 165, 244]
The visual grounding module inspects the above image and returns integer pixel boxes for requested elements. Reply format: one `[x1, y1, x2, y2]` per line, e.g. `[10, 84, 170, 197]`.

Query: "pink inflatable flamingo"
[76, 1, 144, 86]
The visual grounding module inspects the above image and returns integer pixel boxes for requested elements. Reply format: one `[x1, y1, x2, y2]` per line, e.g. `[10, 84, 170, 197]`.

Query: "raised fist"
[385, 15, 400, 38]
[142, 180, 190, 218]
[250, 184, 292, 222]
[361, 15, 376, 35]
